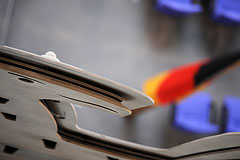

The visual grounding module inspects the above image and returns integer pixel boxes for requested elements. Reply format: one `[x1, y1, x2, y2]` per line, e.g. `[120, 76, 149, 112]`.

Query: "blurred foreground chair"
[173, 92, 219, 134]
[212, 0, 240, 25]
[156, 0, 202, 16]
[222, 96, 240, 132]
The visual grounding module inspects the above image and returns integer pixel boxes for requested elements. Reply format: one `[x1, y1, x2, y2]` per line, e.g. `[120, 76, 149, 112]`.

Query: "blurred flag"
[143, 51, 240, 105]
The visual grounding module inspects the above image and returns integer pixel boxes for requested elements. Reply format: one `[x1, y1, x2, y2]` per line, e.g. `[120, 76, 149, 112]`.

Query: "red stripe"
[156, 60, 207, 104]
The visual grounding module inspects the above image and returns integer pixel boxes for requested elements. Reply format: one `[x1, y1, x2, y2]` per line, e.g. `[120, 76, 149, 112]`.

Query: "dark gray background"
[1, 0, 240, 148]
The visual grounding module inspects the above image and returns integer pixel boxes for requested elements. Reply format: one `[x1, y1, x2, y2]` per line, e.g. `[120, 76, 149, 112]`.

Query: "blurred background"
[1, 0, 240, 148]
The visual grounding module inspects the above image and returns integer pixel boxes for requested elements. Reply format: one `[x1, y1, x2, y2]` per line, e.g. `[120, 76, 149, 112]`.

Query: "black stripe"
[194, 51, 240, 86]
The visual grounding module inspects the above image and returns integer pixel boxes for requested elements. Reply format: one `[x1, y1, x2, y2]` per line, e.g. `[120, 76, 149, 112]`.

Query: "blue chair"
[173, 92, 219, 134]
[156, 0, 203, 16]
[222, 96, 240, 132]
[212, 0, 240, 25]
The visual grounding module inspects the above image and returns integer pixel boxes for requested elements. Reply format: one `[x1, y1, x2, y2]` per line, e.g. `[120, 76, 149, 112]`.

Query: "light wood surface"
[0, 46, 240, 160]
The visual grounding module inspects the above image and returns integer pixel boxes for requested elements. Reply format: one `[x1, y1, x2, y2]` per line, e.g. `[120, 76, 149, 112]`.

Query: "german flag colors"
[143, 51, 240, 105]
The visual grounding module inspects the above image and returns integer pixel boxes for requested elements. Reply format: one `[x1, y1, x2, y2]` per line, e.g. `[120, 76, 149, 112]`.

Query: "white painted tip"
[41, 51, 60, 62]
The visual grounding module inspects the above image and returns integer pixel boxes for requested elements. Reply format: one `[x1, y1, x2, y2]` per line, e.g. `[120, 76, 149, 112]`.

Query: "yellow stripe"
[143, 71, 169, 105]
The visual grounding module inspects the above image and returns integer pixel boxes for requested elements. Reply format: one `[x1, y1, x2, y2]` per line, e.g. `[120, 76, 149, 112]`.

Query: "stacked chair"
[156, 0, 240, 25]
[211, 0, 240, 25]
[173, 92, 219, 134]
[172, 92, 240, 134]
[155, 0, 203, 16]
[222, 96, 240, 132]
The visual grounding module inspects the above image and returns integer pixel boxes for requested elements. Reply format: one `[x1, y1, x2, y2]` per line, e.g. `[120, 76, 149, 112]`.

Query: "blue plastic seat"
[174, 92, 219, 134]
[223, 96, 240, 132]
[212, 0, 240, 25]
[156, 0, 202, 16]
